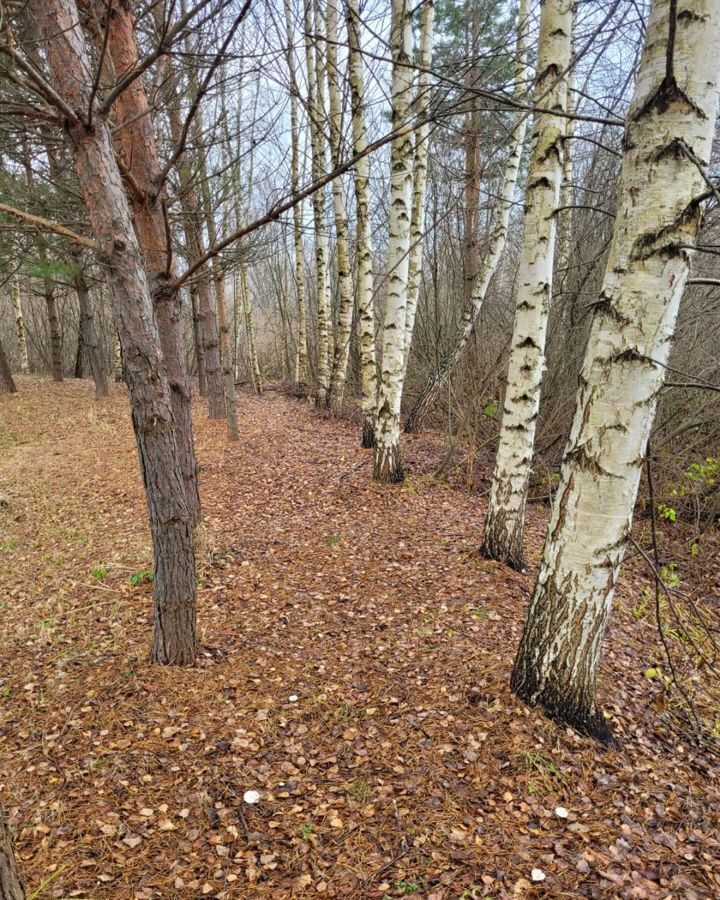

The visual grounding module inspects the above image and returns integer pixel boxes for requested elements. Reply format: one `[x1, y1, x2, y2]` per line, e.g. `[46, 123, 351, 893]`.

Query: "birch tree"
[482, 0, 572, 569]
[303, 0, 331, 402]
[403, 0, 435, 374]
[30, 0, 197, 665]
[11, 276, 29, 374]
[324, 0, 354, 411]
[346, 0, 377, 447]
[403, 0, 530, 433]
[510, 0, 720, 743]
[284, 0, 309, 389]
[373, 0, 414, 482]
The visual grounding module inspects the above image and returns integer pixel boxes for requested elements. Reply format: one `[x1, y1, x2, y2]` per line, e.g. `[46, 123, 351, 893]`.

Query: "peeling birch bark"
[510, 0, 720, 743]
[482, 0, 573, 569]
[403, 0, 530, 434]
[373, 0, 414, 482]
[347, 0, 377, 447]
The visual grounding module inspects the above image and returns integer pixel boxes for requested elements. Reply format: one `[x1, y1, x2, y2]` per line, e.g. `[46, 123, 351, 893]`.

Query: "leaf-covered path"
[1, 379, 719, 898]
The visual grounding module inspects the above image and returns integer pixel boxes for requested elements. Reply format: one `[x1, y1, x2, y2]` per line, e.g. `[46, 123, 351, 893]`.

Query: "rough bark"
[403, 0, 530, 434]
[32, 0, 197, 665]
[283, 0, 308, 390]
[0, 338, 17, 394]
[44, 280, 63, 381]
[303, 0, 331, 404]
[482, 0, 572, 569]
[189, 283, 207, 394]
[73, 264, 109, 398]
[373, 0, 414, 482]
[12, 276, 29, 375]
[0, 805, 25, 900]
[403, 0, 435, 376]
[105, 0, 200, 521]
[324, 0, 354, 412]
[347, 0, 377, 447]
[510, 0, 720, 743]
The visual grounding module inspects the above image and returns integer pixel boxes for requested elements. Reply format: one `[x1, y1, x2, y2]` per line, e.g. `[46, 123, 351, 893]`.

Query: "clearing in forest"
[1, 378, 719, 899]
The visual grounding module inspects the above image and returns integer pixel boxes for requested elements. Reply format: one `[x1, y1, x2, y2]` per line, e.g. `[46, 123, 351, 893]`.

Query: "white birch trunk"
[373, 0, 414, 482]
[403, 0, 435, 377]
[284, 0, 309, 389]
[238, 265, 262, 395]
[303, 0, 331, 404]
[113, 331, 123, 382]
[403, 0, 530, 433]
[510, 0, 720, 744]
[325, 0, 354, 412]
[482, 0, 573, 569]
[346, 0, 377, 448]
[12, 276, 29, 375]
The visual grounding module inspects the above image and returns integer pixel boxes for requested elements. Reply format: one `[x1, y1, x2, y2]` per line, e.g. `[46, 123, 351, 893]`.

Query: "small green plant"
[348, 779, 370, 802]
[127, 569, 154, 586]
[300, 822, 314, 840]
[660, 562, 680, 589]
[645, 666, 672, 688]
[91, 565, 109, 579]
[2, 687, 11, 698]
[325, 533, 341, 547]
[482, 398, 497, 417]
[394, 880, 421, 895]
[658, 503, 677, 523]
[524, 750, 566, 784]
[459, 887, 482, 900]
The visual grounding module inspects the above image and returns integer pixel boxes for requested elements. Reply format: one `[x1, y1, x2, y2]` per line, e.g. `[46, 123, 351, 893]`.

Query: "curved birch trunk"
[373, 0, 414, 482]
[303, 0, 331, 404]
[346, 0, 377, 447]
[325, 0, 354, 412]
[403, 0, 435, 377]
[510, 0, 720, 743]
[0, 804, 25, 900]
[33, 0, 197, 666]
[482, 0, 572, 569]
[12, 276, 29, 375]
[403, 0, 530, 434]
[106, 0, 200, 521]
[283, 0, 309, 390]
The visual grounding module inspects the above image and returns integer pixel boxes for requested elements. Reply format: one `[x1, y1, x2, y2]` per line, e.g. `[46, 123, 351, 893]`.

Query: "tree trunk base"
[361, 420, 376, 449]
[481, 510, 525, 571]
[510, 671, 619, 748]
[373, 442, 404, 483]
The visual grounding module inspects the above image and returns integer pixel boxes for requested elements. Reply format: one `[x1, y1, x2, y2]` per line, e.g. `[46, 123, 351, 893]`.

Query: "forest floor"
[1, 377, 719, 900]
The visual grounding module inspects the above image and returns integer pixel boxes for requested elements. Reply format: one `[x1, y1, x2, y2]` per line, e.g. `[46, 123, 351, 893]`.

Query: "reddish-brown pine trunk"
[0, 804, 25, 900]
[103, 0, 200, 523]
[32, 0, 197, 665]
